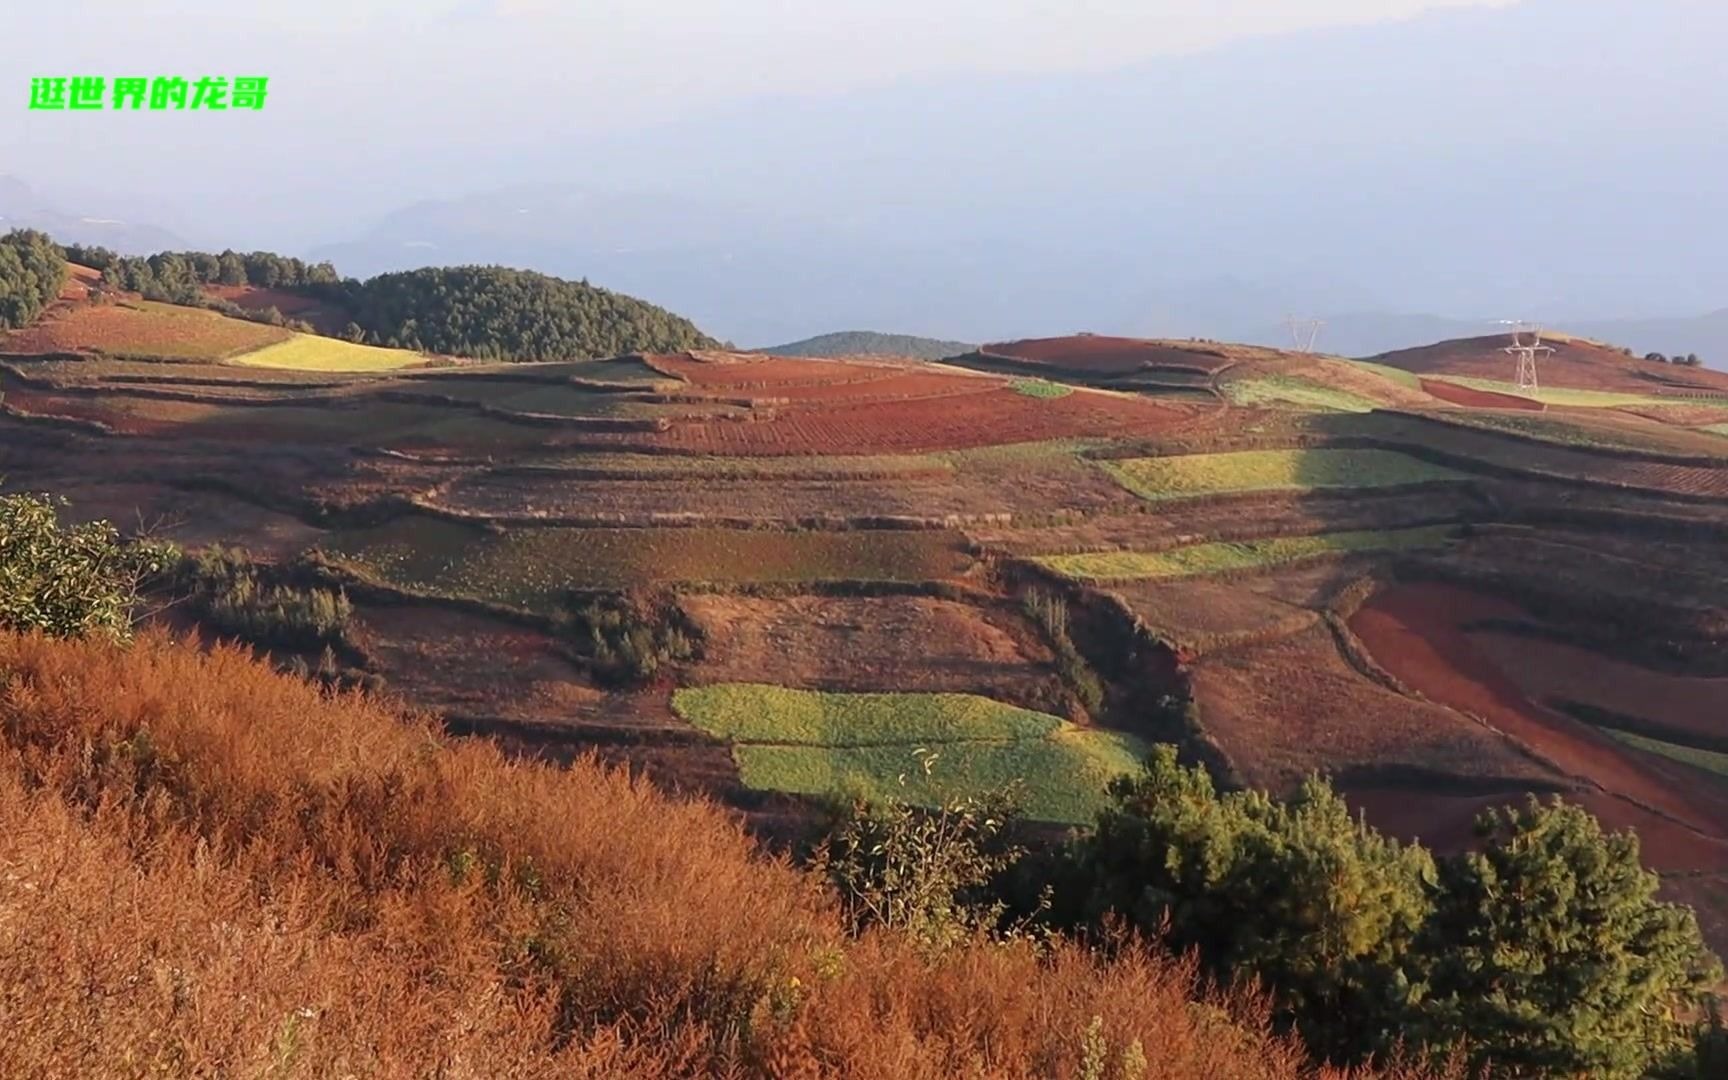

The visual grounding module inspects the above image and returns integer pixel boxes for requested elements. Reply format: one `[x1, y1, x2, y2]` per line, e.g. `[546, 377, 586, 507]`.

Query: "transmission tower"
[1498, 320, 1554, 394]
[1285, 315, 1325, 354]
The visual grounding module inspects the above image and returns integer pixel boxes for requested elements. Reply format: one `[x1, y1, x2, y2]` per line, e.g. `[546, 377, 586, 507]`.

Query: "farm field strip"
[230, 334, 428, 372]
[1032, 526, 1456, 582]
[1098, 448, 1466, 501]
[1603, 730, 1728, 780]
[326, 518, 974, 608]
[2, 300, 292, 360]
[1221, 375, 1380, 413]
[673, 684, 1148, 824]
[1427, 375, 1711, 408]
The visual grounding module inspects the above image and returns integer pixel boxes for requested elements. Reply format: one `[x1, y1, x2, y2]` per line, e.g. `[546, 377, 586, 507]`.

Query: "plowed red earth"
[1470, 631, 1728, 748]
[1410, 422, 1728, 498]
[600, 386, 1184, 455]
[1420, 378, 1545, 411]
[1374, 335, 1728, 395]
[645, 353, 901, 388]
[980, 335, 1233, 375]
[1349, 582, 1728, 871]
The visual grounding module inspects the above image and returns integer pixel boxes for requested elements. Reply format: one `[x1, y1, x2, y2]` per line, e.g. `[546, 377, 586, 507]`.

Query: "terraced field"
[230, 334, 429, 372]
[1221, 375, 1379, 412]
[1098, 448, 1465, 501]
[673, 685, 1147, 823]
[2, 300, 290, 360]
[1032, 525, 1456, 583]
[327, 517, 974, 607]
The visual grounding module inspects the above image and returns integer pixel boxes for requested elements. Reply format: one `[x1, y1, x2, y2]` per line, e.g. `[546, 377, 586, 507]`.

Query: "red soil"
[1349, 582, 1728, 870]
[608, 385, 1185, 455]
[203, 285, 352, 336]
[980, 335, 1234, 376]
[60, 264, 101, 302]
[644, 353, 903, 388]
[1470, 631, 1728, 748]
[1374, 335, 1728, 396]
[1420, 378, 1546, 411]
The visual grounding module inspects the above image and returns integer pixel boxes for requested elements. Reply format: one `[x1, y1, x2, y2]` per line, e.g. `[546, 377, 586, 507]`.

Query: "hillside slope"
[1369, 335, 1728, 396]
[0, 629, 1339, 1078]
[758, 330, 974, 360]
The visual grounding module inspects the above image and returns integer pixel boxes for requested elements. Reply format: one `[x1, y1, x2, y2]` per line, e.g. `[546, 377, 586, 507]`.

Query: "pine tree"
[1418, 798, 1723, 1078]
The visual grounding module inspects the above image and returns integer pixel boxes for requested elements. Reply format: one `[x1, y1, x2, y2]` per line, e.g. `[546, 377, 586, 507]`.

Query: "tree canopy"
[0, 229, 69, 329]
[323, 265, 717, 361]
[1073, 747, 1723, 1076]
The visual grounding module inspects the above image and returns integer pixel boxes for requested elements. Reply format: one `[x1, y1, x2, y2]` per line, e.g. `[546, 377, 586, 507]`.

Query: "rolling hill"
[757, 330, 973, 360]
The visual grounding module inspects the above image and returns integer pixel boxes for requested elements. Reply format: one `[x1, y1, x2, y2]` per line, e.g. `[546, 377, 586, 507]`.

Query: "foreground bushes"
[0, 631, 1398, 1078]
[1071, 748, 1724, 1078]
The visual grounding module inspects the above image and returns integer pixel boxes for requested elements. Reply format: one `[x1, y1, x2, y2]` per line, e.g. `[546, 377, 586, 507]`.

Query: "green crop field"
[1604, 729, 1728, 779]
[1222, 375, 1379, 413]
[1705, 423, 1728, 437]
[231, 334, 428, 372]
[1098, 448, 1465, 501]
[1033, 525, 1456, 582]
[1427, 376, 1718, 409]
[1010, 377, 1074, 399]
[326, 518, 973, 608]
[673, 684, 1148, 824]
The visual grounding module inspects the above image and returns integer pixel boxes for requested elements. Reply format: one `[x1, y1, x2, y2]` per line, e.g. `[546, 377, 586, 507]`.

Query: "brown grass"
[0, 630, 1436, 1078]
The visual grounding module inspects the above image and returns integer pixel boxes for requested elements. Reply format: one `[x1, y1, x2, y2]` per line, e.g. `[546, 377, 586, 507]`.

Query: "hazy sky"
[12, 1, 1516, 121]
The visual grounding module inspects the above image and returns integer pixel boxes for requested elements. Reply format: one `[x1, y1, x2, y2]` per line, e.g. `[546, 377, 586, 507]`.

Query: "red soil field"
[1188, 622, 1556, 794]
[1470, 631, 1728, 748]
[979, 335, 1235, 376]
[60, 263, 101, 302]
[625, 386, 1185, 455]
[644, 352, 903, 388]
[203, 284, 352, 335]
[1343, 787, 1728, 873]
[1402, 419, 1728, 498]
[1349, 582, 1728, 870]
[0, 301, 289, 360]
[1373, 335, 1728, 396]
[1419, 377, 1545, 411]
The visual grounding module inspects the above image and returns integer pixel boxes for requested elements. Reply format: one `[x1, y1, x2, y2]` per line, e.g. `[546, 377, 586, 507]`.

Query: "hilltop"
[1369, 333, 1728, 398]
[15, 240, 718, 366]
[757, 330, 974, 361]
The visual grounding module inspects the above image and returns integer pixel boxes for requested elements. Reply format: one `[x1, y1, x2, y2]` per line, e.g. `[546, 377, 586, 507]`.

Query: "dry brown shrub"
[0, 630, 1449, 1078]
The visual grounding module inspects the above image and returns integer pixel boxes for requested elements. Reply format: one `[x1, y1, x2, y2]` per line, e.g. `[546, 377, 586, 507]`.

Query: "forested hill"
[43, 243, 717, 362]
[326, 266, 717, 361]
[0, 229, 69, 329]
[758, 330, 973, 360]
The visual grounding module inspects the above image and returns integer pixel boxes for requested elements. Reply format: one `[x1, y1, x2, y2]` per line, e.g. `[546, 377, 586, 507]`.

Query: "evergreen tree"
[0, 229, 69, 329]
[1075, 747, 1435, 1061]
[1418, 798, 1722, 1079]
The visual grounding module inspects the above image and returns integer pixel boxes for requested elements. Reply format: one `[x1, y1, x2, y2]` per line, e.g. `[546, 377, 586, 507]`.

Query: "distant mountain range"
[0, 176, 184, 254]
[756, 331, 975, 360]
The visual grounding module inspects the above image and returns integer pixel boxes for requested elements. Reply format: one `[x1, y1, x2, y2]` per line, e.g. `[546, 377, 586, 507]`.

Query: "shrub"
[172, 545, 352, 652]
[816, 752, 1029, 949]
[556, 592, 699, 685]
[0, 491, 169, 641]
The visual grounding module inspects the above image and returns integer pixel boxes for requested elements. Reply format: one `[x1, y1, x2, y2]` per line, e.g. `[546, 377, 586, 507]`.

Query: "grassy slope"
[1099, 449, 1464, 501]
[674, 684, 1147, 824]
[1605, 729, 1728, 779]
[0, 630, 1336, 1076]
[1428, 375, 1720, 408]
[1034, 525, 1456, 583]
[230, 333, 428, 372]
[1222, 376, 1381, 412]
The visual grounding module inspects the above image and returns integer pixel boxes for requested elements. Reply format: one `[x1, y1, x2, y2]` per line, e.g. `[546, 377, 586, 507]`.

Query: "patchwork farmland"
[9, 310, 1728, 951]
